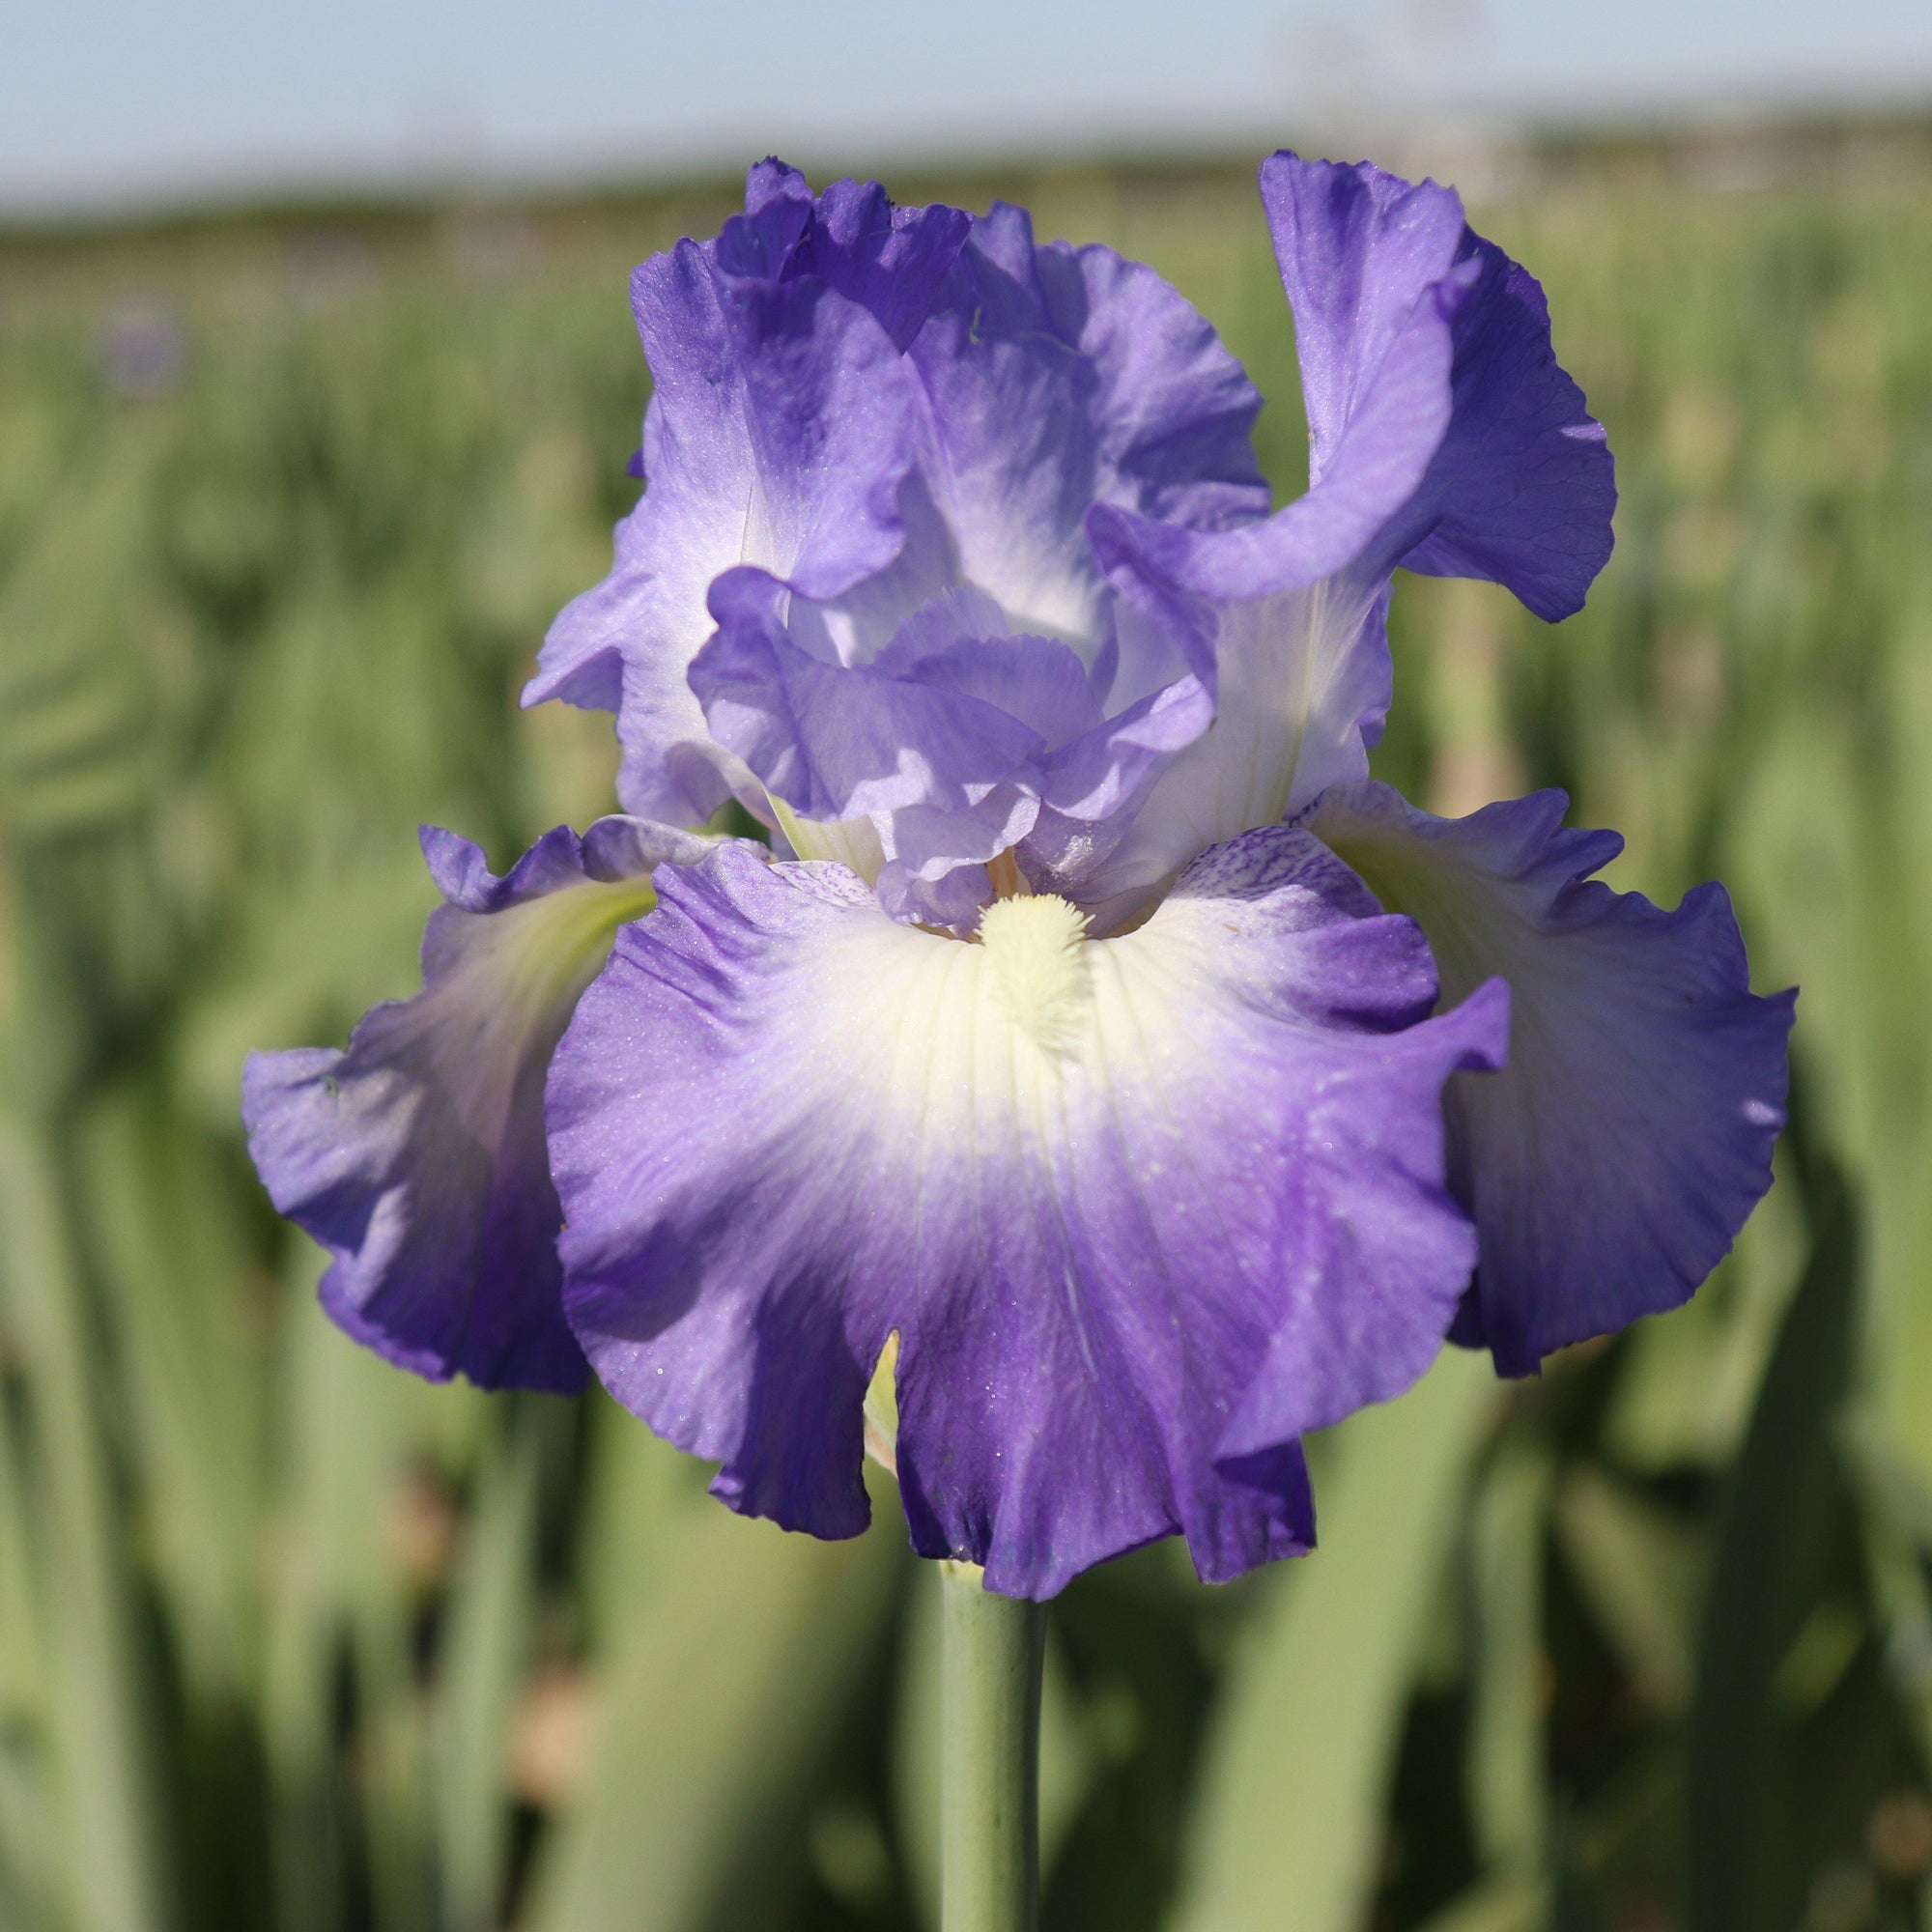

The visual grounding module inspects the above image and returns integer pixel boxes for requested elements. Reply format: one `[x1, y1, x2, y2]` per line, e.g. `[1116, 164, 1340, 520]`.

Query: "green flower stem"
[939, 1559, 1046, 1932]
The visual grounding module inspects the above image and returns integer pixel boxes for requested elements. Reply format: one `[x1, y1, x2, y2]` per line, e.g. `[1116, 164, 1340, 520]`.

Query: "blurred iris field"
[4, 136, 1932, 1932]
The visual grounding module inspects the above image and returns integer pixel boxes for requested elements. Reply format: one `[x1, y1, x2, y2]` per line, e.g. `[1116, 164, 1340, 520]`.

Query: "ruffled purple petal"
[243, 818, 714, 1391]
[1260, 152, 1468, 483]
[523, 167, 956, 822]
[740, 160, 973, 353]
[1019, 669, 1216, 885]
[527, 164, 1273, 868]
[549, 829, 1507, 1598]
[782, 207, 1269, 680]
[902, 203, 1269, 657]
[1306, 781, 1794, 1376]
[692, 568, 1049, 827]
[1258, 151, 1615, 619]
[712, 198, 1274, 910]
[1069, 548, 1398, 931]
[692, 567, 1218, 927]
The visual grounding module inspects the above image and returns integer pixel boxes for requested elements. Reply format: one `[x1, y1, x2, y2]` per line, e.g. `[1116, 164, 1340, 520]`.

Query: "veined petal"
[528, 168, 1271, 865]
[243, 818, 716, 1391]
[1073, 196, 1466, 918]
[549, 829, 1507, 1599]
[708, 203, 1276, 915]
[1260, 152, 1470, 485]
[1306, 781, 1794, 1375]
[692, 567, 1051, 826]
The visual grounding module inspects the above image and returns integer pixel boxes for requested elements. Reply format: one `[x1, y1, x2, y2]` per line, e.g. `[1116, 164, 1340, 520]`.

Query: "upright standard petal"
[1258, 151, 1615, 620]
[904, 203, 1271, 653]
[243, 818, 715, 1391]
[522, 167, 961, 822]
[1306, 781, 1794, 1376]
[739, 160, 974, 353]
[1079, 153, 1615, 925]
[672, 202, 1270, 919]
[549, 831, 1507, 1598]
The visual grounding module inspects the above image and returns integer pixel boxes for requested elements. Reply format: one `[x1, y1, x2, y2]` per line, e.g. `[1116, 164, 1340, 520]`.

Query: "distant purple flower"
[97, 299, 188, 401]
[246, 154, 1792, 1599]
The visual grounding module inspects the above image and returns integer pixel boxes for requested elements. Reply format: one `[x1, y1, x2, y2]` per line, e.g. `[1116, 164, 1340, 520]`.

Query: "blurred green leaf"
[0, 1311, 43, 1724]
[73, 1076, 267, 1697]
[894, 1570, 943, 1924]
[1553, 1467, 1699, 1719]
[0, 1737, 59, 1932]
[523, 1468, 904, 1932]
[1682, 1170, 1859, 1932]
[0, 447, 166, 839]
[1602, 1175, 1806, 1477]
[0, 1112, 168, 1932]
[435, 1403, 549, 1932]
[1466, 1444, 1555, 1882]
[258, 1253, 464, 1932]
[1412, 1876, 1546, 1932]
[575, 1392, 696, 1657]
[1167, 1350, 1500, 1932]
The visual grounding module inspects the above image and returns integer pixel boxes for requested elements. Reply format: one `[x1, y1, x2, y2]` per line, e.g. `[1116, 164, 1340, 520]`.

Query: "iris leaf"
[434, 1404, 547, 1932]
[1465, 1442, 1555, 1881]
[1167, 1349, 1500, 1932]
[1553, 1466, 1699, 1718]
[524, 1468, 903, 1932]
[1681, 1167, 1858, 1932]
[1410, 1875, 1546, 1932]
[0, 1111, 167, 1932]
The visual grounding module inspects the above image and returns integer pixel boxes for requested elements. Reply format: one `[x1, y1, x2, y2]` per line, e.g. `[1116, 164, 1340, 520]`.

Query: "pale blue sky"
[5, 0, 1931, 215]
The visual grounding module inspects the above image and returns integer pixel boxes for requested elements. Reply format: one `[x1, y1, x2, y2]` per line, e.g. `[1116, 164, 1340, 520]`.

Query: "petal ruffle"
[548, 829, 1507, 1598]
[527, 167, 1272, 868]
[1257, 151, 1615, 620]
[522, 168, 960, 822]
[905, 204, 1271, 653]
[691, 567, 1211, 928]
[739, 159, 973, 353]
[685, 197, 1275, 918]
[1305, 781, 1794, 1376]
[1073, 545, 1398, 929]
[243, 818, 714, 1391]
[692, 571, 1054, 831]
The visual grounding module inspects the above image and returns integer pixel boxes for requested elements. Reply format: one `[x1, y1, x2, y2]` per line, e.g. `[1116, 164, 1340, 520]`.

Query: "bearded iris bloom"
[245, 154, 1793, 1601]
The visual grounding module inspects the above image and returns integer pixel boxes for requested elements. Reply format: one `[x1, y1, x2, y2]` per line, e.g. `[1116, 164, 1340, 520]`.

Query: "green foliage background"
[3, 142, 1931, 1930]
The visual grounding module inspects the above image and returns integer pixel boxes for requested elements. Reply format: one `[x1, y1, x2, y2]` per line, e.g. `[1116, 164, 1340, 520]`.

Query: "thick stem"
[939, 1559, 1046, 1932]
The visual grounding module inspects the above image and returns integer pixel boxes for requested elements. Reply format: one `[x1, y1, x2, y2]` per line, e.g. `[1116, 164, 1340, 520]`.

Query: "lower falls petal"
[242, 818, 714, 1392]
[1306, 781, 1796, 1377]
[547, 828, 1507, 1599]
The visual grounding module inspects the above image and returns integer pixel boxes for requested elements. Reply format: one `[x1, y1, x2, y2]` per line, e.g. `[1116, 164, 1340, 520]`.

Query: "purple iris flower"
[245, 154, 1793, 1600]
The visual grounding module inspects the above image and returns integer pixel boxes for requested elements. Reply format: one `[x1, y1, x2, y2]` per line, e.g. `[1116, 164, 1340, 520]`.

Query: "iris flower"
[246, 155, 1793, 1600]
